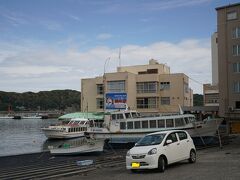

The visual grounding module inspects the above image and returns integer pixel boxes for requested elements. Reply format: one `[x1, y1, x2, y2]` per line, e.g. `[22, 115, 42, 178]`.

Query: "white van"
[126, 130, 196, 172]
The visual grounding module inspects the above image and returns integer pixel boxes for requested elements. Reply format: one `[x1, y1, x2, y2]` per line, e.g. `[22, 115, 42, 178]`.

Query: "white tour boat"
[86, 109, 223, 144]
[49, 137, 105, 155]
[41, 118, 89, 139]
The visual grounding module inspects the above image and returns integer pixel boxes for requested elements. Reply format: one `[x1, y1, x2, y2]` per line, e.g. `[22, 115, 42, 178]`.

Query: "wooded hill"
[0, 90, 80, 112]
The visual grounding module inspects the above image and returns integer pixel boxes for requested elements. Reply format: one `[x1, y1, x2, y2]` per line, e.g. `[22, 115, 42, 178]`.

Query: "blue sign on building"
[105, 93, 127, 110]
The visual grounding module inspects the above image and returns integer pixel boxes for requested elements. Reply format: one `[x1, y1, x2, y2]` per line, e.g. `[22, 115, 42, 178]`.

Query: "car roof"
[147, 130, 188, 136]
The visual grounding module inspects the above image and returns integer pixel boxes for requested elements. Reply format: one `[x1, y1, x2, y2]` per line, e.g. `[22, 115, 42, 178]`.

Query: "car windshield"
[135, 133, 166, 147]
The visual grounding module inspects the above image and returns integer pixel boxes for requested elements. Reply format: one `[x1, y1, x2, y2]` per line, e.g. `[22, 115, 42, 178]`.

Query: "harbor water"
[0, 118, 58, 157]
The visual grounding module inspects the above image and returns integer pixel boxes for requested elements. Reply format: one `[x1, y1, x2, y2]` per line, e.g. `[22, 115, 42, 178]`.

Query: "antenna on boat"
[178, 104, 184, 115]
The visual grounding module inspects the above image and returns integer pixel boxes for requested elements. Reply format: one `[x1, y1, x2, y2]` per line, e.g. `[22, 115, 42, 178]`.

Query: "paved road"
[62, 136, 240, 180]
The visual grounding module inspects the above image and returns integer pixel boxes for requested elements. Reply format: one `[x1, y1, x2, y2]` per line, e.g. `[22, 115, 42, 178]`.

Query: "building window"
[233, 81, 240, 93]
[233, 62, 240, 73]
[137, 82, 158, 93]
[161, 97, 170, 105]
[137, 97, 158, 109]
[227, 11, 237, 20]
[96, 98, 103, 109]
[232, 27, 240, 39]
[160, 82, 170, 90]
[184, 83, 189, 93]
[236, 101, 240, 109]
[107, 81, 125, 92]
[97, 84, 103, 94]
[232, 45, 240, 56]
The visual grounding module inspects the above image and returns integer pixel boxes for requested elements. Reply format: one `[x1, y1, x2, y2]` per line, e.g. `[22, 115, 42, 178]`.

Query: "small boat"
[49, 137, 105, 155]
[41, 118, 89, 139]
[22, 115, 42, 119]
[0, 115, 14, 119]
[86, 109, 223, 144]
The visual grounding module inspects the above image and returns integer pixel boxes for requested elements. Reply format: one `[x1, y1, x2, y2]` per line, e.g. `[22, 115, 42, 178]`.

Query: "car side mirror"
[166, 139, 173, 145]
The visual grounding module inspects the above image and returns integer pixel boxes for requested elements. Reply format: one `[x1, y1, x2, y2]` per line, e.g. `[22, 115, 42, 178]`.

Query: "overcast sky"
[0, 0, 239, 94]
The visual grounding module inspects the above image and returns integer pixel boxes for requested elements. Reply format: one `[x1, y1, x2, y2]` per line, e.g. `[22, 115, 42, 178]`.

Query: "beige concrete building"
[81, 59, 193, 114]
[216, 3, 240, 119]
[203, 84, 219, 107]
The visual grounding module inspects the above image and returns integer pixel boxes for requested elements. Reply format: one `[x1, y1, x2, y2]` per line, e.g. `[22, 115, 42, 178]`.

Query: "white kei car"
[126, 130, 196, 172]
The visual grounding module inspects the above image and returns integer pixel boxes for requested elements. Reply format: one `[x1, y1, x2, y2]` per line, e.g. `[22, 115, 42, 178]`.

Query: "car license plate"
[131, 162, 140, 168]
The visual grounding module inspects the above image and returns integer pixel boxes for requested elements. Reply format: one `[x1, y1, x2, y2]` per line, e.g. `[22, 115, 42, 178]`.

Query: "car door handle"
[187, 140, 190, 142]
[177, 143, 180, 145]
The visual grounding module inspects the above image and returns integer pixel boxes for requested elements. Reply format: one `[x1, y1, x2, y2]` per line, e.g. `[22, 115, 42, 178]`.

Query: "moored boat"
[49, 137, 105, 155]
[41, 118, 89, 139]
[86, 109, 223, 144]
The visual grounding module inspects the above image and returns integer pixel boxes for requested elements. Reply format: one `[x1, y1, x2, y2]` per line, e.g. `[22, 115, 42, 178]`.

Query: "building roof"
[216, 3, 240, 10]
[58, 112, 105, 120]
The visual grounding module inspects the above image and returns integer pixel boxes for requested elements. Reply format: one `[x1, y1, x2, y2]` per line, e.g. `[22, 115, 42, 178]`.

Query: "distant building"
[203, 84, 219, 106]
[202, 33, 220, 112]
[216, 3, 240, 118]
[81, 59, 193, 114]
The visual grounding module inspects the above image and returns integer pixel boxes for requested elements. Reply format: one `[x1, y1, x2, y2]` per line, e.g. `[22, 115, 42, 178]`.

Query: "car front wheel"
[158, 156, 165, 172]
[188, 150, 196, 163]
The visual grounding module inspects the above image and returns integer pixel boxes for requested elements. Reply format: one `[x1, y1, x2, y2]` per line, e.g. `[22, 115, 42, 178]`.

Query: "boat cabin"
[107, 110, 196, 132]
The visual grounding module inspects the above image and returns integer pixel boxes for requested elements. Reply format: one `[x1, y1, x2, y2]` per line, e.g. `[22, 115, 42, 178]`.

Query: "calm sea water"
[0, 118, 58, 157]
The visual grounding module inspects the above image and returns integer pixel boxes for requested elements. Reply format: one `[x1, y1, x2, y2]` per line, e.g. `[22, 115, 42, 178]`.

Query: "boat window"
[150, 120, 156, 128]
[132, 112, 138, 118]
[80, 121, 85, 125]
[117, 114, 124, 119]
[184, 117, 189, 124]
[127, 121, 133, 129]
[120, 122, 126, 130]
[189, 117, 195, 122]
[175, 118, 185, 127]
[166, 119, 174, 128]
[157, 120, 165, 128]
[142, 120, 149, 128]
[125, 113, 131, 119]
[134, 121, 141, 129]
[112, 114, 116, 120]
[177, 132, 188, 140]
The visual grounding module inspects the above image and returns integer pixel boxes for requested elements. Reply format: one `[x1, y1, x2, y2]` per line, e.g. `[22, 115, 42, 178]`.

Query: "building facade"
[203, 84, 219, 107]
[216, 3, 240, 119]
[81, 59, 193, 114]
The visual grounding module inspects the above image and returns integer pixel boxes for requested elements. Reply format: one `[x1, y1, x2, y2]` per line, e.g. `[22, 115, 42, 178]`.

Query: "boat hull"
[87, 118, 224, 144]
[50, 139, 104, 155]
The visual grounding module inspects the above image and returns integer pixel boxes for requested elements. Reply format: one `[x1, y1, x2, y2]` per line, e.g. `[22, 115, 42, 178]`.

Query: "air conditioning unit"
[228, 106, 234, 112]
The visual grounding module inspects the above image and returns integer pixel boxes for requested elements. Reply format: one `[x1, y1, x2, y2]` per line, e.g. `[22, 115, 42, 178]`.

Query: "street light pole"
[103, 57, 111, 112]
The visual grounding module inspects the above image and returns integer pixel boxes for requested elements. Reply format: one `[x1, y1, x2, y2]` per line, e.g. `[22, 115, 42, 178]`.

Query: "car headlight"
[126, 150, 130, 156]
[148, 148, 157, 155]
